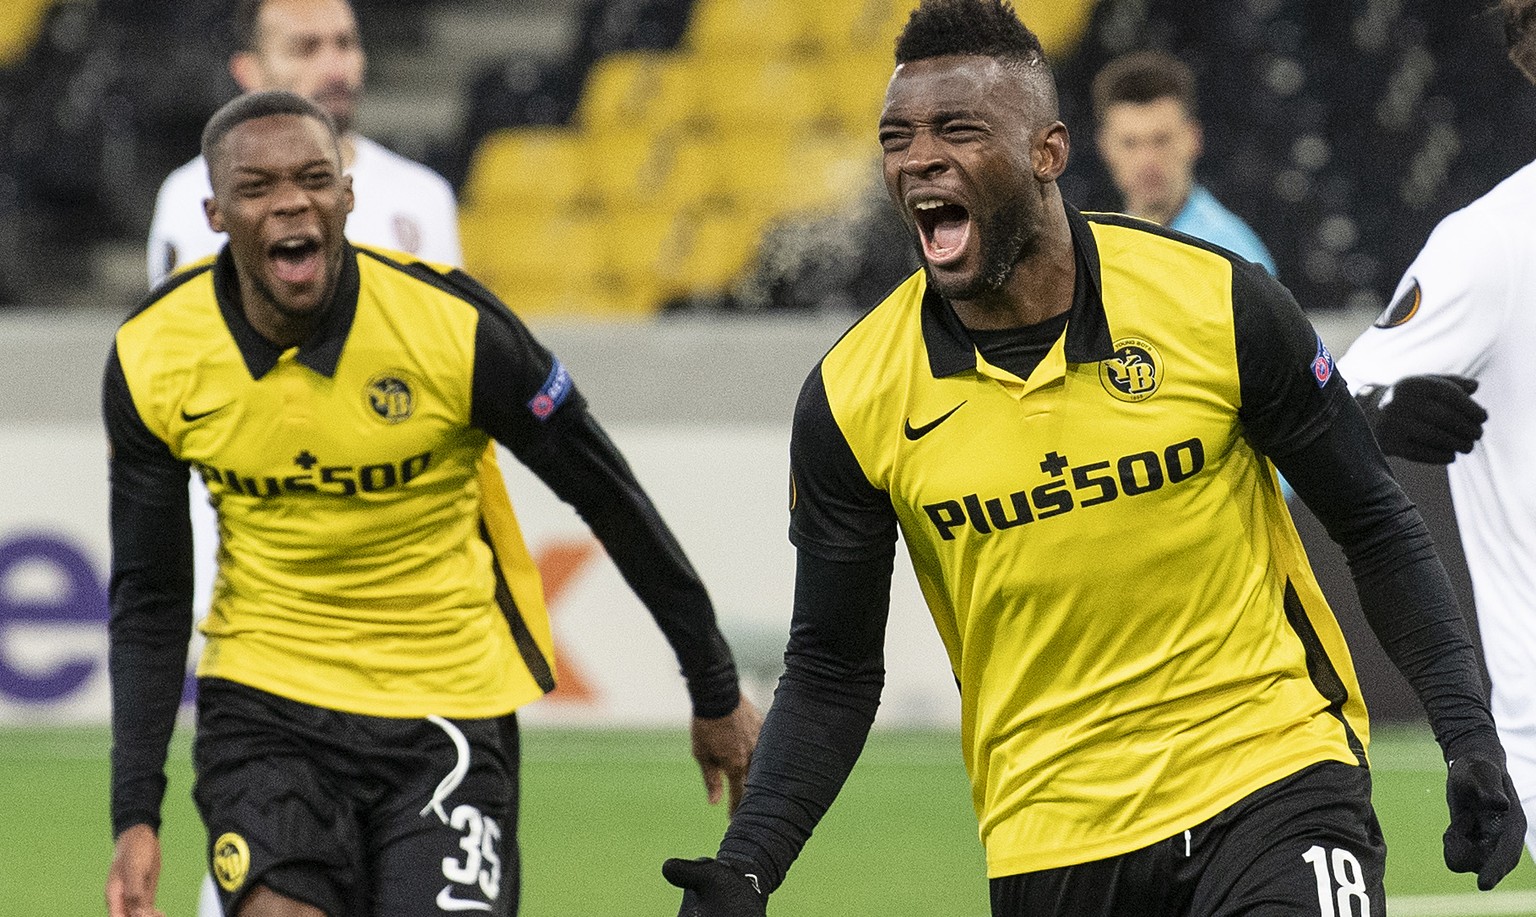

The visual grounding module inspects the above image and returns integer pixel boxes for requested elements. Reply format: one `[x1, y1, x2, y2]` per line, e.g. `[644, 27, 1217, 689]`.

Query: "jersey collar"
[920, 204, 1116, 378]
[212, 242, 361, 380]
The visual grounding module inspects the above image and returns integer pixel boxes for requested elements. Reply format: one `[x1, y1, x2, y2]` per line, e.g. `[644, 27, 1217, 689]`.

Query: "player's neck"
[340, 133, 359, 170]
[950, 206, 1076, 331]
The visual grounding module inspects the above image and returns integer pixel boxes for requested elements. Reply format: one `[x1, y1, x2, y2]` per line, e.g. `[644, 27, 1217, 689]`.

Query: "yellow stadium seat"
[605, 204, 766, 301]
[0, 0, 51, 67]
[1014, 0, 1097, 57]
[574, 52, 707, 135]
[689, 55, 843, 133]
[463, 206, 662, 318]
[584, 129, 719, 210]
[668, 207, 771, 294]
[459, 207, 608, 289]
[741, 133, 879, 216]
[824, 51, 898, 135]
[461, 128, 595, 211]
[805, 0, 911, 54]
[685, 0, 817, 57]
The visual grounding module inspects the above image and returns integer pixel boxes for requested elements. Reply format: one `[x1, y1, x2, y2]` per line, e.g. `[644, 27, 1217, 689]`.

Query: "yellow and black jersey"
[789, 208, 1367, 875]
[105, 244, 738, 835]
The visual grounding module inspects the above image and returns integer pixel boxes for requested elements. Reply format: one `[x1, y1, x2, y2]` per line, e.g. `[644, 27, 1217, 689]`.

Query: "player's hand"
[1444, 751, 1527, 890]
[691, 693, 764, 814]
[106, 823, 168, 917]
[1357, 374, 1487, 464]
[663, 856, 767, 916]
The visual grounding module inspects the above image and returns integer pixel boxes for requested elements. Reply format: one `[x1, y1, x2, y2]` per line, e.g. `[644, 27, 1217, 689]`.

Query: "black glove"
[663, 857, 767, 917]
[1356, 374, 1487, 464]
[1444, 751, 1527, 890]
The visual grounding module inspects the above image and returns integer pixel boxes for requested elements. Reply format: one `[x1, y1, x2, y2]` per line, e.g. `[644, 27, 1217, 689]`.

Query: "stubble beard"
[921, 199, 1037, 303]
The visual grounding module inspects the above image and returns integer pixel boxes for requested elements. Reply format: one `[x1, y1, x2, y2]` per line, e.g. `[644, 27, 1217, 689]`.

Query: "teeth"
[914, 200, 946, 210]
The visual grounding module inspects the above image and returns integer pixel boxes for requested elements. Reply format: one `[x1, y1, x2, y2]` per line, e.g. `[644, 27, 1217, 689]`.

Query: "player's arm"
[1233, 263, 1524, 890]
[1340, 216, 1509, 463]
[102, 346, 196, 916]
[665, 366, 899, 915]
[460, 271, 757, 788]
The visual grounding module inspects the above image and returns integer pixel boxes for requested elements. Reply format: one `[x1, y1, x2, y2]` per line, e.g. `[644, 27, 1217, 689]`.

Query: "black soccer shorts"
[990, 760, 1386, 917]
[192, 677, 515, 917]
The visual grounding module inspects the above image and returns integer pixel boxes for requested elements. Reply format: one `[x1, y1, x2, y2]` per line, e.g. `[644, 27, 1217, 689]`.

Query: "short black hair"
[893, 0, 1047, 68]
[1091, 51, 1197, 121]
[201, 89, 339, 165]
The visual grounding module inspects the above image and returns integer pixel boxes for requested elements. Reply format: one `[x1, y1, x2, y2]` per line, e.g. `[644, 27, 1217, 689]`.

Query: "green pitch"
[3, 725, 1532, 916]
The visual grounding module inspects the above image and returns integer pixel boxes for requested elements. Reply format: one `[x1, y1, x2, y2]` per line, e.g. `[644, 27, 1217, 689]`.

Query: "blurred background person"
[145, 0, 460, 286]
[1091, 49, 1277, 274]
[1339, 0, 1536, 858]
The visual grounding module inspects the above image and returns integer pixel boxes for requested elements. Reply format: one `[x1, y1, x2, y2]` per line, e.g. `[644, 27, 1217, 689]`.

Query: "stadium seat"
[689, 55, 843, 133]
[574, 51, 707, 135]
[0, 0, 52, 68]
[684, 0, 817, 58]
[461, 127, 595, 211]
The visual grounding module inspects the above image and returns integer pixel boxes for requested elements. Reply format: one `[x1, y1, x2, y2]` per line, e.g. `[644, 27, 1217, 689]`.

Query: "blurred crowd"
[0, 0, 1532, 318]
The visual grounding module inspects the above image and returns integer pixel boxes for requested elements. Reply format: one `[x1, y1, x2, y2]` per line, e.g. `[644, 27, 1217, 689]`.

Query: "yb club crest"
[212, 832, 251, 892]
[366, 373, 415, 424]
[1100, 338, 1162, 402]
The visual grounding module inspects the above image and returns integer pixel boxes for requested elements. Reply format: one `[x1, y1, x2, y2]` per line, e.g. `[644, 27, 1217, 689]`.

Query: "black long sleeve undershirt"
[463, 273, 740, 718]
[714, 545, 893, 893]
[1270, 396, 1498, 761]
[104, 351, 195, 837]
[503, 405, 740, 717]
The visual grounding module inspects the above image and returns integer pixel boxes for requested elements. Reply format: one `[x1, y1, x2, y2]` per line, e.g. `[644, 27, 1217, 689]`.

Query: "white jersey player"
[147, 133, 461, 284]
[1339, 0, 1536, 855]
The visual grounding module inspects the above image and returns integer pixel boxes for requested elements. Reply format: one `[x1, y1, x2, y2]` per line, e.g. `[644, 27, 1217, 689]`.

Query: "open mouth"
[913, 199, 971, 267]
[268, 236, 323, 286]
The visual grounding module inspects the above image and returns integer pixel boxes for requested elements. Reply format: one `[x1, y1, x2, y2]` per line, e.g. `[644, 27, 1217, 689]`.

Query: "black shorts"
[193, 678, 516, 917]
[990, 761, 1386, 917]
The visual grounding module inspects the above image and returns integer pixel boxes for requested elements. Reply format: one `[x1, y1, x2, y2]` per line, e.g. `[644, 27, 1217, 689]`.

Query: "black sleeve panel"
[1270, 391, 1498, 761]
[787, 366, 898, 562]
[468, 281, 588, 453]
[716, 546, 895, 893]
[103, 347, 195, 837]
[1231, 259, 1349, 457]
[470, 303, 738, 717]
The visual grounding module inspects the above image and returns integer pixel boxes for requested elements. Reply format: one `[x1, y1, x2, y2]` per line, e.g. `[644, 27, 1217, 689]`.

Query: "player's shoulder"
[352, 136, 454, 194]
[1429, 160, 1536, 248]
[823, 269, 926, 366]
[354, 244, 508, 318]
[116, 262, 219, 358]
[155, 155, 211, 201]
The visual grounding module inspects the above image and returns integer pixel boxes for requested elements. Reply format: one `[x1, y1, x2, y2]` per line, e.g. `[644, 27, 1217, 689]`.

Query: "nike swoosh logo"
[435, 886, 492, 912]
[180, 403, 231, 423]
[903, 401, 967, 441]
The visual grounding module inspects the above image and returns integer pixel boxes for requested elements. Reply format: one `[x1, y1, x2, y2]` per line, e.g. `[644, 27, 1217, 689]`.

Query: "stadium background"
[2, 0, 1535, 913]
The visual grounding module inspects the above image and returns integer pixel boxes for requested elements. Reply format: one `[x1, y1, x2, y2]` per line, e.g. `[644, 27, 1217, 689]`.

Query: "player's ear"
[204, 196, 224, 234]
[230, 51, 260, 93]
[1033, 121, 1070, 182]
[342, 173, 355, 215]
